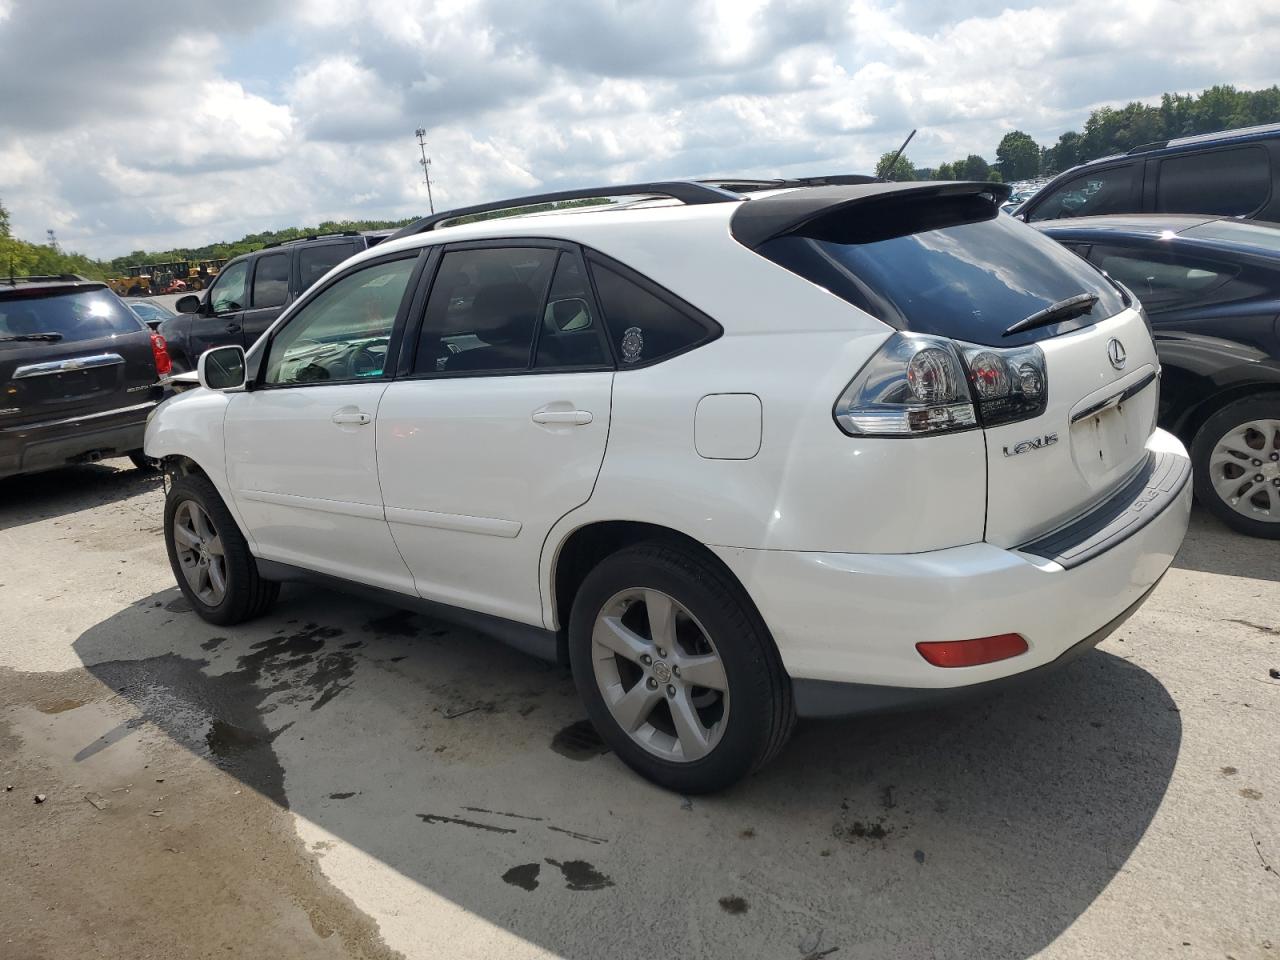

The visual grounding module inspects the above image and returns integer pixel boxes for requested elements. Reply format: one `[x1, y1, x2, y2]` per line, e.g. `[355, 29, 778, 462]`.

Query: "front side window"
[263, 257, 416, 386]
[587, 258, 716, 365]
[209, 260, 249, 314]
[299, 242, 359, 293]
[1089, 244, 1236, 309]
[1156, 147, 1270, 217]
[1028, 164, 1138, 222]
[414, 247, 557, 375]
[252, 253, 290, 309]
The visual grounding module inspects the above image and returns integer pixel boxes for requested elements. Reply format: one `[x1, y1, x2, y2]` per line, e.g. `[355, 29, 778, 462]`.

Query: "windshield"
[758, 197, 1127, 347]
[0, 287, 142, 344]
[129, 301, 174, 321]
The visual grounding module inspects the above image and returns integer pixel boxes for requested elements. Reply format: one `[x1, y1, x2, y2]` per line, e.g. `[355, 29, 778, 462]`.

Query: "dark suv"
[1, 276, 171, 479]
[161, 231, 391, 371]
[1017, 122, 1280, 224]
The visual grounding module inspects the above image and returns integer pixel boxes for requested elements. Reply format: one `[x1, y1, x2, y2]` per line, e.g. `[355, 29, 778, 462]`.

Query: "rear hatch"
[0, 284, 161, 428]
[741, 183, 1155, 546]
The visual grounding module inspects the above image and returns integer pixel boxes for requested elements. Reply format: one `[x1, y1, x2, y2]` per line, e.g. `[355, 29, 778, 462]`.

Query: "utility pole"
[415, 128, 435, 215]
[46, 229, 57, 249]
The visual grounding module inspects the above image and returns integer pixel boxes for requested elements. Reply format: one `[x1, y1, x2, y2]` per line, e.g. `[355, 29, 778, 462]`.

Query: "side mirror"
[175, 294, 202, 314]
[197, 345, 247, 391]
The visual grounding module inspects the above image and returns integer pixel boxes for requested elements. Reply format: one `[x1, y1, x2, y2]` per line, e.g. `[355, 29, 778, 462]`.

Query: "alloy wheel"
[171, 500, 228, 605]
[590, 588, 730, 763]
[1208, 418, 1280, 524]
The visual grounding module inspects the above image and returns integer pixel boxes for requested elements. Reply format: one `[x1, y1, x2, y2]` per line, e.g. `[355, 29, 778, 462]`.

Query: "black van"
[1, 276, 169, 479]
[160, 231, 391, 371]
[1016, 122, 1280, 224]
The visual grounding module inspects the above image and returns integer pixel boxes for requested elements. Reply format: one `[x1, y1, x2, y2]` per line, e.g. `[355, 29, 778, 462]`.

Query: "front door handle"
[332, 411, 372, 425]
[532, 409, 593, 426]
[225, 322, 242, 333]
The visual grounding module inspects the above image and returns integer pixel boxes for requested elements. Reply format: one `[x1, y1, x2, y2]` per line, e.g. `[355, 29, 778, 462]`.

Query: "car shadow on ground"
[69, 584, 1181, 960]
[0, 459, 160, 533]
[1171, 505, 1280, 582]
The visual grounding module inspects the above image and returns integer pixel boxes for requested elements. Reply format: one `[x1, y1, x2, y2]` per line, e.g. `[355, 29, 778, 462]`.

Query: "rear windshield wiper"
[1003, 294, 1099, 337]
[0, 333, 64, 342]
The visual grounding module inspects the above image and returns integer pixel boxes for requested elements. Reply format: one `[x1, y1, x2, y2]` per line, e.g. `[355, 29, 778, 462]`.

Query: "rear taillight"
[150, 332, 172, 377]
[833, 333, 1047, 437]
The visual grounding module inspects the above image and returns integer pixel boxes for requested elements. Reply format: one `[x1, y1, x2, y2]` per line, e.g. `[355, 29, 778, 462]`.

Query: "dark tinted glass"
[252, 253, 290, 309]
[534, 254, 609, 369]
[1028, 164, 1137, 222]
[415, 247, 556, 375]
[589, 262, 712, 365]
[1090, 245, 1236, 308]
[0, 288, 142, 342]
[1157, 147, 1270, 216]
[299, 242, 359, 293]
[759, 201, 1126, 347]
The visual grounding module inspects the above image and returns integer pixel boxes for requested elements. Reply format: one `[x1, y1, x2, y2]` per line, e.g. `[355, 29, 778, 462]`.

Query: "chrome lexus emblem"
[1107, 338, 1127, 370]
[1003, 433, 1058, 458]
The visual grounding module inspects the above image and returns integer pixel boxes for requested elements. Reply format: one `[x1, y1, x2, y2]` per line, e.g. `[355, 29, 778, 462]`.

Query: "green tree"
[934, 162, 955, 181]
[955, 154, 992, 180]
[995, 130, 1041, 181]
[0, 197, 10, 239]
[875, 151, 916, 181]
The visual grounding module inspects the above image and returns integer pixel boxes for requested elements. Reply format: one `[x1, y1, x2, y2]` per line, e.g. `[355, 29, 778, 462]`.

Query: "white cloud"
[0, 0, 1277, 257]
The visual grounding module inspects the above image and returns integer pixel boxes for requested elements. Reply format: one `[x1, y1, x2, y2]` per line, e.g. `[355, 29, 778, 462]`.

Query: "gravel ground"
[0, 458, 1276, 960]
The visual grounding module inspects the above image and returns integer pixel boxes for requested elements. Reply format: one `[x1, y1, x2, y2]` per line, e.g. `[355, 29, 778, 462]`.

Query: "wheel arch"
[1177, 382, 1280, 447]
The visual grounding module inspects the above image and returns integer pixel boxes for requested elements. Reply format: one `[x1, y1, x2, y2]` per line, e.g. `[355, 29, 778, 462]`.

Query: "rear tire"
[164, 473, 279, 625]
[1191, 395, 1280, 539]
[568, 540, 794, 793]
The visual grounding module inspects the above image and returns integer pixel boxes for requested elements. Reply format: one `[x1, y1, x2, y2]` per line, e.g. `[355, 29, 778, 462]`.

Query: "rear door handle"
[332, 411, 372, 425]
[225, 322, 242, 333]
[532, 409, 593, 425]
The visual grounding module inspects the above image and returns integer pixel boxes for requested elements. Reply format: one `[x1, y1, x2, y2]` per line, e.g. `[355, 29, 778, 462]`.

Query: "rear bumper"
[710, 429, 1192, 716]
[0, 400, 158, 478]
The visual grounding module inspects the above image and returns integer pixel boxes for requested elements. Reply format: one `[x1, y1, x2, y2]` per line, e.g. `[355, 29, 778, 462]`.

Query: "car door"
[188, 258, 250, 360]
[376, 242, 614, 626]
[223, 252, 424, 594]
[240, 250, 292, 349]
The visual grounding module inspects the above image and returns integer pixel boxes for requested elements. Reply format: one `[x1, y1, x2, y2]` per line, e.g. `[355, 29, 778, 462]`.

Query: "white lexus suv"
[145, 178, 1192, 793]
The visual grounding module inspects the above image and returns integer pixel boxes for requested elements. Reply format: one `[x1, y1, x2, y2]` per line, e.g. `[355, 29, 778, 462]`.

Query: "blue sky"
[1, 0, 1277, 257]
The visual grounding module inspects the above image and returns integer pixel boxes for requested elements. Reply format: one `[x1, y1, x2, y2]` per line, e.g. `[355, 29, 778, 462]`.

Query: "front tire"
[568, 540, 794, 793]
[1191, 396, 1280, 539]
[128, 450, 159, 472]
[164, 473, 279, 625]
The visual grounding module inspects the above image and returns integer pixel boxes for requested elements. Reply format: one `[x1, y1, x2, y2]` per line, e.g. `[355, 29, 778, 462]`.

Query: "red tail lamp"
[916, 633, 1028, 668]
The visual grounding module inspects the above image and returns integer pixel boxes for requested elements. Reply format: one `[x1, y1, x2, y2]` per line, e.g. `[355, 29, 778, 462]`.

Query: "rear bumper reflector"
[916, 633, 1029, 668]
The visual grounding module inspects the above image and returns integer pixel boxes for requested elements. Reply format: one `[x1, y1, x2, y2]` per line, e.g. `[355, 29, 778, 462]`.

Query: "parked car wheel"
[1191, 395, 1280, 539]
[568, 540, 795, 793]
[128, 451, 159, 472]
[164, 473, 279, 624]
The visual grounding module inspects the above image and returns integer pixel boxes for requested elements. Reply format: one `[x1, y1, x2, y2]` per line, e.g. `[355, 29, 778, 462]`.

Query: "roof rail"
[262, 231, 364, 249]
[1127, 140, 1170, 155]
[3, 273, 90, 285]
[385, 180, 744, 242]
[700, 174, 880, 193]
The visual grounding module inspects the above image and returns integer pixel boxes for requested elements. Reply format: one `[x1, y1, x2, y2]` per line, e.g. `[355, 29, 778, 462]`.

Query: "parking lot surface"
[1, 459, 1276, 959]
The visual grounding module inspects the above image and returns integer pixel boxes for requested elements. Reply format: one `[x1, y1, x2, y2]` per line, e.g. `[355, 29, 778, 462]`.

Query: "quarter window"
[1156, 147, 1270, 217]
[1028, 164, 1138, 222]
[299, 242, 359, 293]
[1089, 245, 1236, 309]
[263, 257, 416, 386]
[413, 247, 557, 375]
[587, 259, 715, 365]
[209, 260, 249, 314]
[252, 254, 290, 309]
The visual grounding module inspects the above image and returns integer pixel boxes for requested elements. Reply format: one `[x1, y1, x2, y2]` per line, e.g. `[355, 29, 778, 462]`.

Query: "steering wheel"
[350, 338, 390, 378]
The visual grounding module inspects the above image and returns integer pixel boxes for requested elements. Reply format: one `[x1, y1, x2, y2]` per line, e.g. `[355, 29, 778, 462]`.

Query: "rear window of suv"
[757, 192, 1127, 347]
[0, 287, 142, 344]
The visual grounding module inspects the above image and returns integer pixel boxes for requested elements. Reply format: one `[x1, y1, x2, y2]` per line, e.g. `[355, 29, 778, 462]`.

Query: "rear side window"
[534, 254, 610, 369]
[414, 247, 557, 375]
[1028, 164, 1138, 222]
[0, 288, 142, 343]
[758, 194, 1126, 347]
[1156, 147, 1271, 217]
[1089, 244, 1236, 309]
[587, 257, 717, 365]
[299, 242, 359, 293]
[252, 253, 290, 309]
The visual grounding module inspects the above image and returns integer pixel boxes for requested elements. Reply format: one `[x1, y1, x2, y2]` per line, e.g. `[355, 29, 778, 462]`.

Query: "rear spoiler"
[729, 181, 1012, 250]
